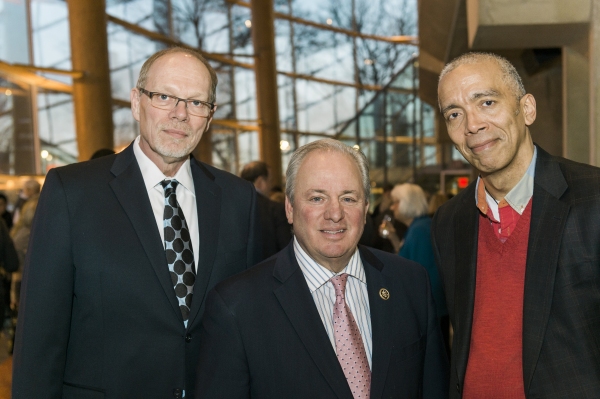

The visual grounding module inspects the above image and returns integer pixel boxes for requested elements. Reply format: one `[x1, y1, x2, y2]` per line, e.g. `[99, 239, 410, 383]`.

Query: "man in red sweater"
[432, 52, 600, 399]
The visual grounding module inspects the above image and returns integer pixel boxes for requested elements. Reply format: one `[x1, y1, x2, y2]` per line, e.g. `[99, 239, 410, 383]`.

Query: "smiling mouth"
[469, 139, 498, 153]
[321, 229, 346, 234]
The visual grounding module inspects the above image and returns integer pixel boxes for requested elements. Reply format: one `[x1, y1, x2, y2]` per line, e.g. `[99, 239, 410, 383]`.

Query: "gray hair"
[285, 138, 370, 203]
[137, 46, 218, 104]
[438, 52, 526, 109]
[390, 183, 428, 219]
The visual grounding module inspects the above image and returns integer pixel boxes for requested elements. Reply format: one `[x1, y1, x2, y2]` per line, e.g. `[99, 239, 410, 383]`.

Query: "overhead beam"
[227, 0, 418, 45]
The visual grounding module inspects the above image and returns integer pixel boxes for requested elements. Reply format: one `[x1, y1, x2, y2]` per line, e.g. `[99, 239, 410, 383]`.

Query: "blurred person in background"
[10, 193, 39, 314]
[0, 192, 13, 322]
[7, 194, 39, 354]
[0, 193, 13, 231]
[428, 192, 450, 218]
[241, 161, 292, 260]
[372, 184, 407, 253]
[12, 179, 40, 226]
[0, 205, 18, 332]
[380, 183, 449, 354]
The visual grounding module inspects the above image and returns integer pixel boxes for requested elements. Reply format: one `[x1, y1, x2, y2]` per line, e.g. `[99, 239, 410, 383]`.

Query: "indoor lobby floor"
[0, 331, 11, 399]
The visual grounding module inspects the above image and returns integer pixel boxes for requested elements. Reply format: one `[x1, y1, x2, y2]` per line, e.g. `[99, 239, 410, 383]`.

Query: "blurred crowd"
[0, 179, 41, 354]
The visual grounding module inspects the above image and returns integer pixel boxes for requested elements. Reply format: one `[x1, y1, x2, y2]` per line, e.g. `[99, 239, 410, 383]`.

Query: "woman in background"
[380, 183, 450, 356]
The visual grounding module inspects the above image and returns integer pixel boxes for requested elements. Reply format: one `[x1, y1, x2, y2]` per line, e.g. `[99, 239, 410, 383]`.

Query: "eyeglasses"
[138, 88, 215, 117]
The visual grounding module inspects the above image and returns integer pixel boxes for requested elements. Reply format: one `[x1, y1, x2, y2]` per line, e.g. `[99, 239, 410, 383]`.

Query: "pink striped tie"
[331, 273, 371, 399]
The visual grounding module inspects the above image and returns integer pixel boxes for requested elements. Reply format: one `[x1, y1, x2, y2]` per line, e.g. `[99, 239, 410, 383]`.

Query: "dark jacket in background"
[256, 193, 292, 260]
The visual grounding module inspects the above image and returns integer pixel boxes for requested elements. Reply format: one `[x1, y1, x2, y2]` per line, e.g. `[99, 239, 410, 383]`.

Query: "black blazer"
[12, 142, 261, 398]
[195, 243, 449, 398]
[431, 146, 600, 398]
[255, 192, 292, 260]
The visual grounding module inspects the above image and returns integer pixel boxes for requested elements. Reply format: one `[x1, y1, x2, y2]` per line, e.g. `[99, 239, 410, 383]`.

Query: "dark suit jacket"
[255, 192, 291, 260]
[431, 146, 600, 398]
[12, 142, 261, 399]
[195, 243, 449, 398]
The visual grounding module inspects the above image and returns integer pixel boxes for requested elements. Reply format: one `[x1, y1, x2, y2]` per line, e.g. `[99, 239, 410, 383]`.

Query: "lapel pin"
[379, 288, 390, 300]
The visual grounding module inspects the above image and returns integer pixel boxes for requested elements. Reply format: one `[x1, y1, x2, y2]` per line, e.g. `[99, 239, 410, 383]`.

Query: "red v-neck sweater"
[463, 201, 532, 399]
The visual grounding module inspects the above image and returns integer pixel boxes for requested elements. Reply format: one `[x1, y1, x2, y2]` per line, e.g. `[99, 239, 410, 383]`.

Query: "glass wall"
[0, 0, 432, 187]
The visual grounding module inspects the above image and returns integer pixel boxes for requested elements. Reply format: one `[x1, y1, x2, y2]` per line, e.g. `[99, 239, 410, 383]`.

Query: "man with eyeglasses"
[12, 47, 261, 399]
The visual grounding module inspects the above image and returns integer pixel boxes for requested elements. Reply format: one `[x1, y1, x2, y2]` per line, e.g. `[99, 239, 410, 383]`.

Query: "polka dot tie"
[331, 273, 371, 399]
[161, 179, 195, 326]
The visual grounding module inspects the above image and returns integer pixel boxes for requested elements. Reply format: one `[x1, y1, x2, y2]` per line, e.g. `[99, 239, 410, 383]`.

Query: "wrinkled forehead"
[438, 61, 507, 105]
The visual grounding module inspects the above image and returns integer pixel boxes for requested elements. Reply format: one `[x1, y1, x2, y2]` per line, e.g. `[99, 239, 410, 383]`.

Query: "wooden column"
[250, 0, 282, 186]
[67, 0, 114, 161]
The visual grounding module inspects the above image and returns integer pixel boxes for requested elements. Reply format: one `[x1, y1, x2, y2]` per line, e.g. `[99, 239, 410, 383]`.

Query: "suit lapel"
[359, 247, 394, 399]
[109, 143, 183, 323]
[187, 158, 221, 328]
[273, 244, 353, 399]
[452, 184, 479, 385]
[522, 147, 569, 391]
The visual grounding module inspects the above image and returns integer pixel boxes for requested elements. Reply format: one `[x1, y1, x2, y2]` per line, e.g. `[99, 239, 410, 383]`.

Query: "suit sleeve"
[12, 169, 74, 399]
[423, 268, 450, 398]
[0, 219, 18, 273]
[195, 288, 250, 398]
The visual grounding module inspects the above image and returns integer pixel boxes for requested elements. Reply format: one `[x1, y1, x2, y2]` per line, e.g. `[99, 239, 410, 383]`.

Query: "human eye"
[158, 93, 170, 101]
[446, 111, 460, 121]
[341, 196, 358, 204]
[482, 100, 494, 107]
[309, 196, 324, 203]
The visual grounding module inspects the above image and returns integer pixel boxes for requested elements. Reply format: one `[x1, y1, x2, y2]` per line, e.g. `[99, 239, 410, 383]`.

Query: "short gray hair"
[285, 139, 370, 203]
[391, 183, 428, 219]
[137, 46, 218, 104]
[438, 52, 526, 108]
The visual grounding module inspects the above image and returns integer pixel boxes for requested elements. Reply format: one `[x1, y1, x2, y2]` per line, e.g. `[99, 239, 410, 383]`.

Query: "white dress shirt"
[293, 237, 373, 369]
[133, 136, 200, 272]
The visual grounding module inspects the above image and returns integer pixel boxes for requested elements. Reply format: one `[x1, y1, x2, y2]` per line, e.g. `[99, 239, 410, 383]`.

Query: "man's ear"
[284, 196, 294, 225]
[363, 201, 369, 224]
[521, 93, 536, 126]
[204, 104, 218, 131]
[131, 88, 141, 122]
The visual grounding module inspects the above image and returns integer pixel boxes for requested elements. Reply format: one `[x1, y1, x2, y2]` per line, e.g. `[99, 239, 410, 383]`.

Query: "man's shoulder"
[193, 159, 254, 193]
[49, 154, 118, 184]
[212, 252, 281, 298]
[536, 149, 600, 202]
[360, 246, 427, 279]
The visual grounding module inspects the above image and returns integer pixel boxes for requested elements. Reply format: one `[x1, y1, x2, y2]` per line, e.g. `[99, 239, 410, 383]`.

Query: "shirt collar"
[293, 236, 365, 293]
[133, 136, 195, 196]
[475, 146, 537, 216]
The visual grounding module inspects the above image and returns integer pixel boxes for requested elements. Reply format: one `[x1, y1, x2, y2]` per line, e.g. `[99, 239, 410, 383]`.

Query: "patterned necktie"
[331, 273, 371, 399]
[161, 179, 195, 325]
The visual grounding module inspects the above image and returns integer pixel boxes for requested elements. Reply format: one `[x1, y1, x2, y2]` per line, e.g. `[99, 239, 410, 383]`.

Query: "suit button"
[456, 383, 460, 392]
[185, 333, 192, 343]
[173, 388, 182, 398]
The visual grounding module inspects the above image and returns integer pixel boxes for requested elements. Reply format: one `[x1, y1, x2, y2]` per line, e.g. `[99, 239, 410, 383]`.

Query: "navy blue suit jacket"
[12, 142, 261, 398]
[195, 243, 449, 398]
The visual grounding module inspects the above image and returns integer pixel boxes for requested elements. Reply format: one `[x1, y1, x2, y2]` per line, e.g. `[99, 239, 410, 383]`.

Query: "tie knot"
[330, 273, 349, 297]
[161, 179, 179, 196]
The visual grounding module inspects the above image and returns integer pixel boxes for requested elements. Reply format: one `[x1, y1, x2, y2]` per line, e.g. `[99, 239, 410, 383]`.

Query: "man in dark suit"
[433, 52, 600, 398]
[241, 160, 292, 259]
[12, 47, 260, 398]
[196, 139, 448, 398]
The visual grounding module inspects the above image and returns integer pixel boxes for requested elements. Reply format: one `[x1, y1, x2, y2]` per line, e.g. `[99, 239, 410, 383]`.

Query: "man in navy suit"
[196, 139, 448, 398]
[12, 47, 260, 398]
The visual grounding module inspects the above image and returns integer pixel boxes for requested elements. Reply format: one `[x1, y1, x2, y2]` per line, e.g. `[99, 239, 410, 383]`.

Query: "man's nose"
[466, 110, 487, 134]
[324, 200, 344, 222]
[170, 99, 189, 121]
